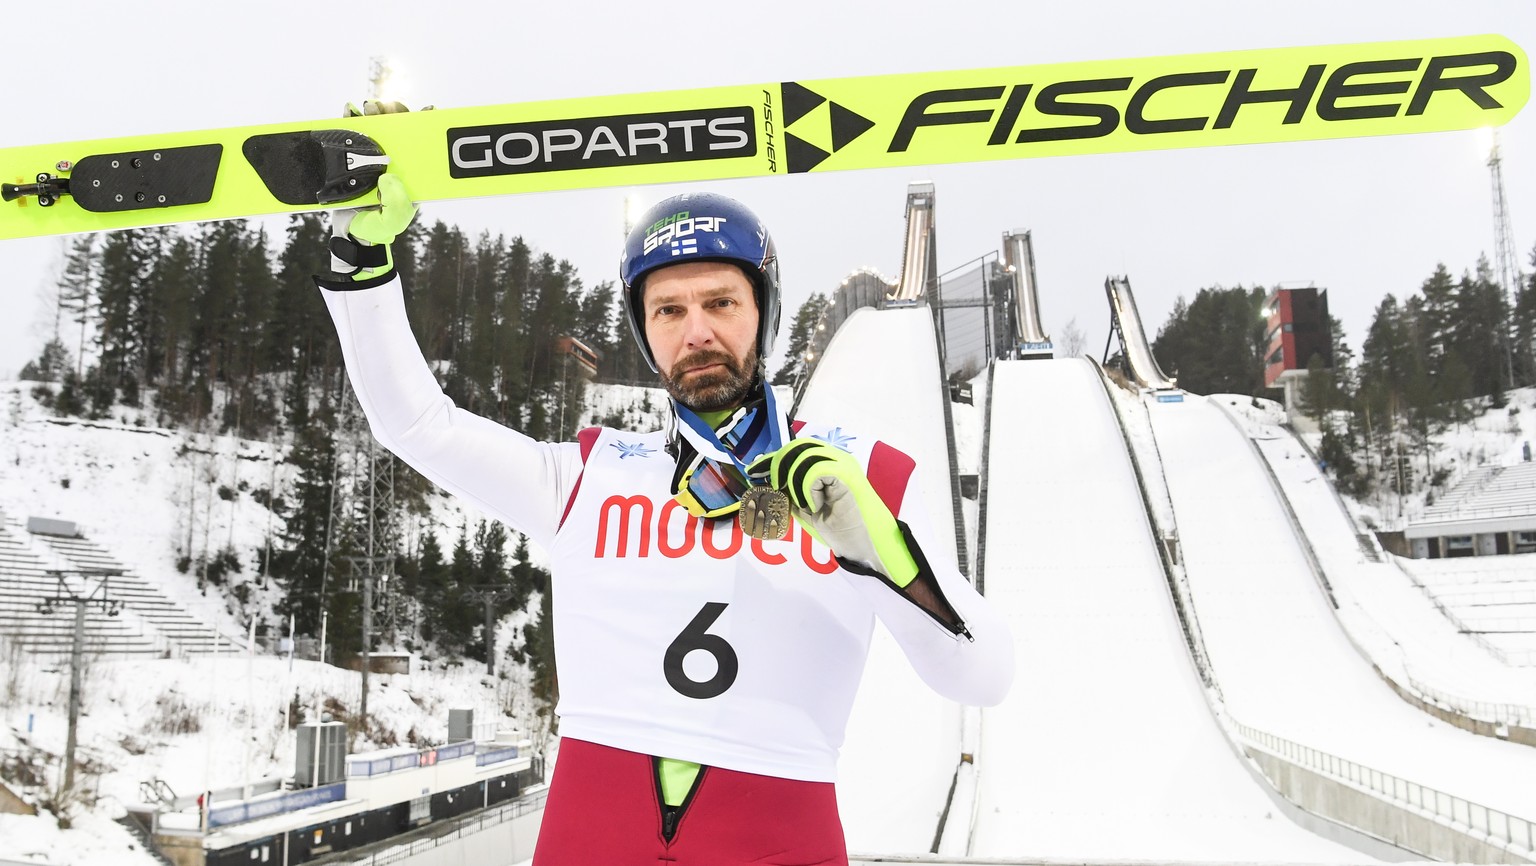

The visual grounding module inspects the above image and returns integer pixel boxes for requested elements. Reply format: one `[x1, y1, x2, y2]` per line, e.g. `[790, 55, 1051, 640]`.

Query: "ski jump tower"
[891, 182, 938, 302]
[1104, 275, 1179, 393]
[1002, 229, 1052, 358]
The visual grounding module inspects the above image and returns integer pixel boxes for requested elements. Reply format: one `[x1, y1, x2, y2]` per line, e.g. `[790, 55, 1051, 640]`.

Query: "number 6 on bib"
[664, 602, 739, 699]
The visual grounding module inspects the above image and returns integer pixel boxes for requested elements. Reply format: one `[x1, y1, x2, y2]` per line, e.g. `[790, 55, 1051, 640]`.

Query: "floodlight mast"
[1489, 129, 1522, 386]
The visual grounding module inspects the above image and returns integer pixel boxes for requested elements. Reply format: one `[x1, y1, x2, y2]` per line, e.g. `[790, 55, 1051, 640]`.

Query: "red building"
[1263, 286, 1332, 390]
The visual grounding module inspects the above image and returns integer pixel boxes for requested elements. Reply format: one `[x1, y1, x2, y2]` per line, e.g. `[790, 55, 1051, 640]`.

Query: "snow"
[0, 381, 546, 863]
[1149, 393, 1536, 823]
[5, 317, 1536, 864]
[1216, 394, 1536, 728]
[971, 359, 1363, 862]
[797, 305, 966, 854]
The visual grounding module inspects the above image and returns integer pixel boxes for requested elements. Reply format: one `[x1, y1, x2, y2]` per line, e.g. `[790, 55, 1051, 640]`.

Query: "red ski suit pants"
[533, 738, 849, 865]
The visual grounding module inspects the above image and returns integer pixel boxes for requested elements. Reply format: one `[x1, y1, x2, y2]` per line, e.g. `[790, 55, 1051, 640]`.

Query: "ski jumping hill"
[1149, 393, 1536, 851]
[971, 358, 1365, 862]
[796, 304, 969, 854]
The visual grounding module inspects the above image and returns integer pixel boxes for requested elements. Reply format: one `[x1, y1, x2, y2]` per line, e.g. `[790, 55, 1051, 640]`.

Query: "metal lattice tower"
[324, 392, 399, 637]
[1489, 130, 1523, 384]
[1491, 130, 1522, 305]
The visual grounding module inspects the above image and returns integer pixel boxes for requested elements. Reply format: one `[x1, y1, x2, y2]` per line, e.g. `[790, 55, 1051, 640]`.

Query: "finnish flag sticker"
[670, 237, 698, 256]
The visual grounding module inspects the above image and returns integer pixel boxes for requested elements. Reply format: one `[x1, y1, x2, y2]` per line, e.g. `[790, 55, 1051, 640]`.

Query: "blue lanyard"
[674, 385, 790, 475]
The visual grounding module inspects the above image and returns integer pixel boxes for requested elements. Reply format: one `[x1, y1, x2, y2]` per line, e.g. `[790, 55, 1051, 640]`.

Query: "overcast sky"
[1, 0, 1532, 384]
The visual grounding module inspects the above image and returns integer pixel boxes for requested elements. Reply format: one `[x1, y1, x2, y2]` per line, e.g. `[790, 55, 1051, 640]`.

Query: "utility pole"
[461, 584, 516, 676]
[38, 569, 122, 796]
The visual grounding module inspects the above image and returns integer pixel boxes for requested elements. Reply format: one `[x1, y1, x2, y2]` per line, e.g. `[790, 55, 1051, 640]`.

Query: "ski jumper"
[322, 277, 1015, 864]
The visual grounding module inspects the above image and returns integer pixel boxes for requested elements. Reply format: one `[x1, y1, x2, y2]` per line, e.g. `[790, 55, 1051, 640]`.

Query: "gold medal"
[739, 486, 791, 541]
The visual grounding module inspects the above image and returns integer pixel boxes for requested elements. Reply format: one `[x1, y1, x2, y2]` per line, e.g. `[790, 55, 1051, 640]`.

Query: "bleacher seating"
[1421, 462, 1536, 522]
[0, 518, 161, 656]
[0, 510, 239, 657]
[1397, 555, 1536, 666]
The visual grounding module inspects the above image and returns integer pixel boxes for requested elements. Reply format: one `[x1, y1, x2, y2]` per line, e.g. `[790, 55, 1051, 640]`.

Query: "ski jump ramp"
[969, 358, 1366, 862]
[798, 304, 968, 853]
[1106, 276, 1177, 391]
[793, 300, 1536, 862]
[1149, 394, 1536, 854]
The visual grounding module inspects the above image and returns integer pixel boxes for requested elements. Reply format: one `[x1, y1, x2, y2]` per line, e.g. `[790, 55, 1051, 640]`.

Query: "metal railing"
[1401, 666, 1536, 729]
[973, 361, 996, 595]
[327, 788, 549, 866]
[1091, 359, 1218, 693]
[1234, 721, 1535, 858]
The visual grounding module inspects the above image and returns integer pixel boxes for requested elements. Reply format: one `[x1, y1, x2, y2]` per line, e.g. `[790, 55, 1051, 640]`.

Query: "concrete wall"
[1376, 531, 1412, 558]
[154, 832, 206, 866]
[1245, 747, 1532, 864]
[1379, 673, 1536, 748]
[0, 783, 34, 816]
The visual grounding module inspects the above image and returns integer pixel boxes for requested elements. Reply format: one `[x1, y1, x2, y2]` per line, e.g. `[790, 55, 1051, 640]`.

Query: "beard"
[663, 345, 759, 412]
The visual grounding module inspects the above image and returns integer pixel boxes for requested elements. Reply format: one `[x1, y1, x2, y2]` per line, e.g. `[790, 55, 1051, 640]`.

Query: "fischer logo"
[448, 107, 755, 178]
[641, 211, 728, 256]
[594, 495, 839, 574]
[886, 50, 1519, 152]
[761, 88, 778, 172]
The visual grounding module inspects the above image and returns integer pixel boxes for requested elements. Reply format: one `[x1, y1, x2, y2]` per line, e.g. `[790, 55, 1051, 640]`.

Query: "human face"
[642, 260, 761, 412]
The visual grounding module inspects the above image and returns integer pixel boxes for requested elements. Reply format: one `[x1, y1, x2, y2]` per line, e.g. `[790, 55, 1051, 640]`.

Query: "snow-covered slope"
[971, 359, 1365, 862]
[1150, 393, 1536, 824]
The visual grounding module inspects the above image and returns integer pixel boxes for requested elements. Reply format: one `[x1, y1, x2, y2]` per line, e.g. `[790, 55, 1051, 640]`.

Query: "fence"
[929, 255, 1005, 384]
[326, 788, 549, 866]
[1234, 721, 1535, 859]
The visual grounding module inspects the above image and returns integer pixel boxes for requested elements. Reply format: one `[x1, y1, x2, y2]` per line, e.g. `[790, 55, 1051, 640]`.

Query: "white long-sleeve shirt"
[322, 277, 1014, 782]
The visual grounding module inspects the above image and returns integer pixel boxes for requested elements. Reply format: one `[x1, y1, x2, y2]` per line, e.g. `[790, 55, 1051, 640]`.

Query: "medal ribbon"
[674, 385, 790, 486]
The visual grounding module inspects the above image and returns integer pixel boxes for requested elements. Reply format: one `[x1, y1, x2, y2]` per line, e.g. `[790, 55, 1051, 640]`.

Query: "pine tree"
[773, 292, 829, 385]
[93, 228, 158, 412]
[1151, 286, 1266, 395]
[273, 214, 336, 429]
[603, 290, 650, 386]
[1512, 242, 1536, 388]
[272, 404, 339, 637]
[57, 234, 97, 383]
[413, 221, 468, 363]
[19, 340, 70, 384]
[1418, 263, 1457, 367]
[492, 236, 532, 424]
[444, 528, 477, 657]
[1450, 256, 1510, 404]
[523, 587, 558, 721]
[575, 280, 617, 360]
[415, 530, 450, 644]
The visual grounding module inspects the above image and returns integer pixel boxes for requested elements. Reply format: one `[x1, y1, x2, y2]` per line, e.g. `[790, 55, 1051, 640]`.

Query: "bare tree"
[1058, 317, 1087, 357]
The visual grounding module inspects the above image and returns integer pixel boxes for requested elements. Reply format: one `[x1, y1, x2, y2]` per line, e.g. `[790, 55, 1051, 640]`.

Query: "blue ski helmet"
[620, 192, 781, 373]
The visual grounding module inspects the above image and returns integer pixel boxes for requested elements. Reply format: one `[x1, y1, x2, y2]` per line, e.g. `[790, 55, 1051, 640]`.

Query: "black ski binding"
[242, 129, 389, 206]
[5, 145, 222, 213]
[2, 173, 71, 207]
[70, 144, 223, 213]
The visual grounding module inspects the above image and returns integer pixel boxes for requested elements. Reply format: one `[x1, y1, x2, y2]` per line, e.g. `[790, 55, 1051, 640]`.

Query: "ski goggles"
[673, 404, 768, 518]
[675, 456, 754, 518]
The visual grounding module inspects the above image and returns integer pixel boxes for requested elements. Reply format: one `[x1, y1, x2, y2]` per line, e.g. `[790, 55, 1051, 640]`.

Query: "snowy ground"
[6, 351, 1536, 864]
[0, 377, 668, 863]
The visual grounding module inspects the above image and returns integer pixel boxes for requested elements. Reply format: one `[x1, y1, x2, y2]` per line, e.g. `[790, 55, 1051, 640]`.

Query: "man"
[318, 177, 1014, 865]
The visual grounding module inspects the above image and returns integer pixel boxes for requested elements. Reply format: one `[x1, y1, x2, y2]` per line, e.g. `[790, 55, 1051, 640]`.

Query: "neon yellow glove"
[319, 99, 418, 289]
[747, 441, 920, 587]
[322, 172, 417, 287]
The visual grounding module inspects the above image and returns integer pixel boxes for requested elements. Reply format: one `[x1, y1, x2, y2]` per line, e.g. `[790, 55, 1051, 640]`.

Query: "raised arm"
[316, 176, 583, 548]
